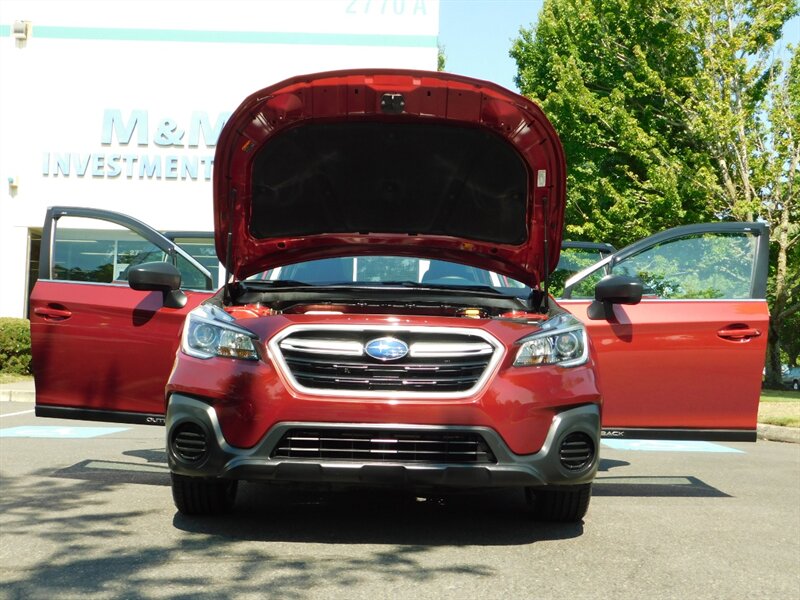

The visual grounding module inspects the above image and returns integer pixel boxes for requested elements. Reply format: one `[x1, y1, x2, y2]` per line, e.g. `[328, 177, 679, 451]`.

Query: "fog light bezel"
[558, 431, 596, 472]
[170, 421, 211, 465]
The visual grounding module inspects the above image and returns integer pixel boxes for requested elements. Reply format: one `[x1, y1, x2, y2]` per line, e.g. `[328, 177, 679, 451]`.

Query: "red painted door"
[30, 207, 214, 425]
[560, 222, 769, 441]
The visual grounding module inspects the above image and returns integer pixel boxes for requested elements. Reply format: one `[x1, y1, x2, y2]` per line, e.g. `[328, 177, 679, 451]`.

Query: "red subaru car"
[30, 70, 769, 522]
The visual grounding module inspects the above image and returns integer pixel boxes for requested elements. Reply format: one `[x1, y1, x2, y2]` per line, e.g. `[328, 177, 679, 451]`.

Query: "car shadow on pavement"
[43, 452, 585, 546]
[123, 447, 167, 463]
[593, 475, 730, 498]
[173, 483, 584, 546]
[598, 457, 630, 471]
[53, 458, 170, 486]
[43, 452, 729, 547]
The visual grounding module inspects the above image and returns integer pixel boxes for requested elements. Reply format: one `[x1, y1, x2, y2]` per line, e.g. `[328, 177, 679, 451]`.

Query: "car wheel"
[526, 483, 592, 523]
[793, 380, 799, 391]
[171, 473, 238, 515]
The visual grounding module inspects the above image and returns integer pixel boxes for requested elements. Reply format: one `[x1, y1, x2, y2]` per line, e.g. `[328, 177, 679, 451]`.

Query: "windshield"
[247, 246, 610, 299]
[249, 256, 530, 297]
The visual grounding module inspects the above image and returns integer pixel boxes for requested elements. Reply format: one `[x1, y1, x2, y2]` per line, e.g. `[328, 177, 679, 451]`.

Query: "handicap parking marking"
[0, 426, 129, 439]
[601, 439, 744, 453]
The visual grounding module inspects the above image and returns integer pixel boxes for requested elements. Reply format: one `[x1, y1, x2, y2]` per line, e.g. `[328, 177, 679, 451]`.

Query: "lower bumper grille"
[271, 429, 497, 464]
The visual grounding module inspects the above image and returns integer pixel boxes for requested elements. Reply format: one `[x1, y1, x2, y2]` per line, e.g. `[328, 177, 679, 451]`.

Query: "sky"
[439, 0, 542, 91]
[438, 0, 800, 93]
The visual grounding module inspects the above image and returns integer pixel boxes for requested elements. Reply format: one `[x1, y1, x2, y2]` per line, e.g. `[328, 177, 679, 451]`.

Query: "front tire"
[171, 473, 238, 515]
[527, 483, 592, 523]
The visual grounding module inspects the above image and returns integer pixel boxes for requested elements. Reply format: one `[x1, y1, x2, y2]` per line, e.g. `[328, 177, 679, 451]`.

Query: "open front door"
[561, 223, 769, 441]
[30, 207, 215, 425]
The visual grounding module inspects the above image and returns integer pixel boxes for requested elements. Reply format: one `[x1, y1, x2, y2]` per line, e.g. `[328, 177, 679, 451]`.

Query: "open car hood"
[213, 69, 566, 287]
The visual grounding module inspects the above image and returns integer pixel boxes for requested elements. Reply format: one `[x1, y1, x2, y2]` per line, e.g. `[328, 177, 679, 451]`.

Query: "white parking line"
[0, 409, 35, 419]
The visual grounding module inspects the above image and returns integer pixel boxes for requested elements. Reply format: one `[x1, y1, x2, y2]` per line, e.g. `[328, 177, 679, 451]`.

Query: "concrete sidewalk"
[2, 378, 798, 443]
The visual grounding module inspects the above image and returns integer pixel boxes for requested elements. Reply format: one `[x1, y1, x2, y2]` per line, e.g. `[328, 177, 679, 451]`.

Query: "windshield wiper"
[247, 279, 314, 287]
[249, 279, 509, 296]
[374, 281, 506, 295]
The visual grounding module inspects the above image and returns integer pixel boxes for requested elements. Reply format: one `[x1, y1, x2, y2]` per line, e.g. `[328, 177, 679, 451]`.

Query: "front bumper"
[166, 394, 600, 489]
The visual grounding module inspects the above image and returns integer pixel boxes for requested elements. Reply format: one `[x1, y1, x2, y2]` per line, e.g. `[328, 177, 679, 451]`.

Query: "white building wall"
[0, 0, 439, 317]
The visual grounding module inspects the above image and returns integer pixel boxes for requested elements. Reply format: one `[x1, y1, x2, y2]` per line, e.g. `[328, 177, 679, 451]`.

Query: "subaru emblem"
[364, 337, 409, 361]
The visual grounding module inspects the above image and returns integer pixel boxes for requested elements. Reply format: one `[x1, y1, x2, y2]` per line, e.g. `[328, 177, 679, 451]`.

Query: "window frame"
[40, 207, 214, 291]
[562, 222, 769, 300]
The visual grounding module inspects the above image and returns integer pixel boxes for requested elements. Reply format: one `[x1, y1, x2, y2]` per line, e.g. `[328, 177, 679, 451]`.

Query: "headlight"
[181, 305, 260, 360]
[513, 313, 588, 367]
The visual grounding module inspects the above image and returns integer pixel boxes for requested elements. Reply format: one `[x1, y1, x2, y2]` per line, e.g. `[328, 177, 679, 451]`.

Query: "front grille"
[275, 329, 498, 394]
[559, 432, 595, 471]
[271, 428, 497, 464]
[171, 422, 208, 462]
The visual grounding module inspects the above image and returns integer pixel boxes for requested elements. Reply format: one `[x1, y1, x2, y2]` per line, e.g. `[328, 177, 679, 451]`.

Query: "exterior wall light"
[13, 21, 31, 48]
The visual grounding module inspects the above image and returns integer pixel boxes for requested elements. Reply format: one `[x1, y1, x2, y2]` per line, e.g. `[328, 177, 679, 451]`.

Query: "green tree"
[781, 313, 800, 368]
[759, 47, 800, 385]
[511, 0, 798, 385]
[511, 0, 718, 246]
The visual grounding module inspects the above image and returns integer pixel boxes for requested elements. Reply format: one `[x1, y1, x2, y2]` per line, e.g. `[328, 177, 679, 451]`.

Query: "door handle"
[717, 327, 761, 341]
[34, 306, 73, 321]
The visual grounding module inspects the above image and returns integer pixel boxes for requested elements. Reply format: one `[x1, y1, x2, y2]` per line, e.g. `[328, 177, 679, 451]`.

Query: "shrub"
[0, 318, 32, 375]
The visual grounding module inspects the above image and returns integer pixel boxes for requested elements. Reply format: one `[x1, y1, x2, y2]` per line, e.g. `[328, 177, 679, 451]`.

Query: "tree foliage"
[761, 45, 800, 384]
[511, 0, 719, 246]
[511, 0, 798, 385]
[683, 1, 797, 221]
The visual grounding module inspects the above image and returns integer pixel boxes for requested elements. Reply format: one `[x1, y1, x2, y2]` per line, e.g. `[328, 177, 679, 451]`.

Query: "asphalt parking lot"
[1, 401, 798, 600]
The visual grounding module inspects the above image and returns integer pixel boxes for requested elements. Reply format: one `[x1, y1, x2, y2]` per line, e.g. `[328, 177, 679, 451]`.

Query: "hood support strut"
[222, 189, 236, 305]
[528, 195, 550, 314]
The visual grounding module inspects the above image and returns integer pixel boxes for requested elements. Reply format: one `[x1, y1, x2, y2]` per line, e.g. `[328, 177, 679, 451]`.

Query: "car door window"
[51, 215, 213, 290]
[551, 247, 611, 298]
[168, 236, 219, 288]
[611, 231, 758, 299]
[564, 226, 765, 301]
[175, 253, 212, 290]
[53, 216, 168, 283]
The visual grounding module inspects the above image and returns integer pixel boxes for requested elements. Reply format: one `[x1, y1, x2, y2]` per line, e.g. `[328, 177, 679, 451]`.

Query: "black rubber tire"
[527, 483, 592, 523]
[793, 380, 798, 391]
[171, 473, 238, 515]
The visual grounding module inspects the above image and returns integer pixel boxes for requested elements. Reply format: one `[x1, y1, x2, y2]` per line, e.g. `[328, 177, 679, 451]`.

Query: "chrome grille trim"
[278, 338, 364, 356]
[409, 341, 494, 357]
[269, 324, 504, 399]
[271, 428, 497, 464]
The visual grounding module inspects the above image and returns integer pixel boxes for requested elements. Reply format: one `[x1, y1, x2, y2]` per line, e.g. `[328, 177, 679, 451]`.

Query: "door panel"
[31, 207, 214, 425]
[562, 223, 769, 440]
[561, 299, 767, 436]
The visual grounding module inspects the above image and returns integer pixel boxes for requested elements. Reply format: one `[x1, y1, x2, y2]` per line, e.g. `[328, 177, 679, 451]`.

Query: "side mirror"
[128, 262, 187, 308]
[595, 274, 643, 304]
[587, 275, 642, 320]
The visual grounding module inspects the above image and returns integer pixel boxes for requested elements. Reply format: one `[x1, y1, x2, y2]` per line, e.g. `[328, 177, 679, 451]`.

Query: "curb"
[0, 390, 35, 403]
[757, 423, 800, 444]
